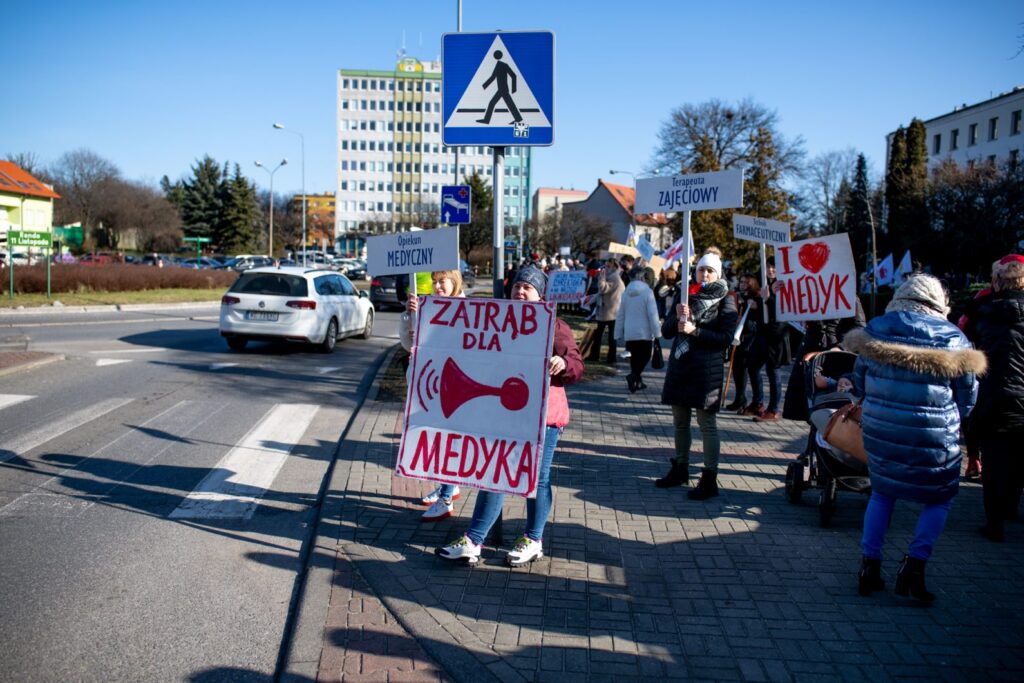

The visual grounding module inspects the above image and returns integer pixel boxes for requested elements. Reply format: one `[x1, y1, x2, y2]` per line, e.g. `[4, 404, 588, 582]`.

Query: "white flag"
[874, 253, 895, 287]
[659, 230, 695, 265]
[895, 250, 913, 281]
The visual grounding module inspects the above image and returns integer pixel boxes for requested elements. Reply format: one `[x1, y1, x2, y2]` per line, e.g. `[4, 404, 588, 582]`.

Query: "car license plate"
[245, 311, 279, 321]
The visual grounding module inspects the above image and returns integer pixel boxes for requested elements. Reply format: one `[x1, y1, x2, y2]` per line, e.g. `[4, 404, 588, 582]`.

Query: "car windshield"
[230, 273, 308, 297]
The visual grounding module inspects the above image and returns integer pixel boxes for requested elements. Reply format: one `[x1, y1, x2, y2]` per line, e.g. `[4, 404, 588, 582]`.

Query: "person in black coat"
[963, 254, 1024, 542]
[748, 259, 791, 422]
[654, 252, 739, 500]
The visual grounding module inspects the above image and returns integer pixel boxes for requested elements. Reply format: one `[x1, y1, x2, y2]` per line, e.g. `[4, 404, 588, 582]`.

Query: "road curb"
[0, 300, 220, 316]
[279, 343, 399, 682]
[0, 353, 64, 377]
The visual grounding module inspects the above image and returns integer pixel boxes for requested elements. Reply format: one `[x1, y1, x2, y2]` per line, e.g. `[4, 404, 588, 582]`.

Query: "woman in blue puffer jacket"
[844, 274, 986, 603]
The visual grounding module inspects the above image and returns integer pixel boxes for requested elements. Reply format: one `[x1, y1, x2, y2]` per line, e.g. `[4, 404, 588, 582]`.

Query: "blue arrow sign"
[443, 31, 554, 146]
[440, 185, 472, 224]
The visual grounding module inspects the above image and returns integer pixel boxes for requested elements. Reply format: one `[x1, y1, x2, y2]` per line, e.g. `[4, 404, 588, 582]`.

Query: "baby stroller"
[783, 349, 871, 527]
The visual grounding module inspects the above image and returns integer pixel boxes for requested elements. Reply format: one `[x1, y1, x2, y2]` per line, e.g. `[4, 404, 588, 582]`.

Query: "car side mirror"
[358, 290, 368, 298]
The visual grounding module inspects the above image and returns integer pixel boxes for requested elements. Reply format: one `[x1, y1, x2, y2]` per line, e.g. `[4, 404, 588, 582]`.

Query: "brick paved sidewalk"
[311, 362, 1024, 682]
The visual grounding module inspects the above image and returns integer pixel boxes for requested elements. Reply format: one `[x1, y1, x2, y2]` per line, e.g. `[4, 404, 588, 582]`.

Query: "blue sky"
[6, 0, 1021, 199]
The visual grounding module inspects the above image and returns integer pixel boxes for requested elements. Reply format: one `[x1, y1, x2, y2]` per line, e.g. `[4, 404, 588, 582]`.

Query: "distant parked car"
[216, 255, 275, 272]
[219, 266, 374, 352]
[181, 257, 223, 269]
[10, 252, 39, 266]
[141, 253, 168, 267]
[369, 275, 405, 311]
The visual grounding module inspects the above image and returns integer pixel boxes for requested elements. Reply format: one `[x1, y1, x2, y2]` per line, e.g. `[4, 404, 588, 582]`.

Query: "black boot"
[626, 374, 638, 393]
[894, 555, 935, 604]
[687, 469, 719, 500]
[655, 459, 688, 488]
[858, 557, 885, 596]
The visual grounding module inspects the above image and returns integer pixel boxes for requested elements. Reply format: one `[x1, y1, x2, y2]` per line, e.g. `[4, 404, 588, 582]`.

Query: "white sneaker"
[421, 498, 453, 522]
[505, 535, 543, 567]
[436, 534, 481, 565]
[421, 485, 461, 506]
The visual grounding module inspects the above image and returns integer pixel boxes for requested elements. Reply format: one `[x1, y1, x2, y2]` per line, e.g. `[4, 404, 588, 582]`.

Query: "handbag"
[651, 338, 665, 369]
[822, 402, 868, 464]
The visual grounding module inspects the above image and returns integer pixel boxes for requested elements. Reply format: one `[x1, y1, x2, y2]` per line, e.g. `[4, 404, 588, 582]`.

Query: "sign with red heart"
[773, 233, 857, 322]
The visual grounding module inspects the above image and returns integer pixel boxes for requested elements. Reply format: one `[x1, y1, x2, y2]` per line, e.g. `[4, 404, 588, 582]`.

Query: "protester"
[655, 268, 678, 320]
[963, 254, 1024, 542]
[958, 285, 996, 480]
[587, 258, 624, 365]
[615, 265, 661, 393]
[655, 251, 738, 499]
[436, 266, 584, 566]
[726, 272, 759, 412]
[399, 270, 466, 522]
[845, 274, 984, 602]
[748, 259, 790, 422]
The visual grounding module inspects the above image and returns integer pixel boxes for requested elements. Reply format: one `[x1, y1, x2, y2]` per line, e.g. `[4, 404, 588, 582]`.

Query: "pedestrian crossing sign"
[442, 31, 554, 146]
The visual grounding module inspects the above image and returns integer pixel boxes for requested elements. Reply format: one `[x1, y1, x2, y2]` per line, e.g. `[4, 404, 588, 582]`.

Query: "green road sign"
[9, 230, 52, 248]
[184, 236, 212, 243]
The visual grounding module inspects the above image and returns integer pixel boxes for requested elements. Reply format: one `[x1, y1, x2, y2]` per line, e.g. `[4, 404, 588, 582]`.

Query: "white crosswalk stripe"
[0, 398, 133, 464]
[0, 394, 34, 411]
[170, 403, 320, 520]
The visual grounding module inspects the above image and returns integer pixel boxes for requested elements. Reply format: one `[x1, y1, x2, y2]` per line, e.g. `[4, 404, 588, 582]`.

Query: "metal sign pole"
[492, 146, 505, 298]
[680, 210, 691, 308]
[760, 243, 769, 324]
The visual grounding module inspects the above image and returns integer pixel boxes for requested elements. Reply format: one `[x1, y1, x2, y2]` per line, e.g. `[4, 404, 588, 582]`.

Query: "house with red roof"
[0, 161, 61, 251]
[561, 179, 672, 250]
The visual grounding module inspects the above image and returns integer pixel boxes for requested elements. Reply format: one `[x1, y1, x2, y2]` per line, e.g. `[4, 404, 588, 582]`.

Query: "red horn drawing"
[440, 357, 529, 418]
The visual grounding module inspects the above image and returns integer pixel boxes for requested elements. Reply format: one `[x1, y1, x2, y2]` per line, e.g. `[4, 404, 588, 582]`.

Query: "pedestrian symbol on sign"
[476, 50, 522, 125]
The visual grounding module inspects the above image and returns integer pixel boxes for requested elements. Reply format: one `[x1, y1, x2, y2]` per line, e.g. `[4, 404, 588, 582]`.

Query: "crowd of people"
[399, 246, 1024, 604]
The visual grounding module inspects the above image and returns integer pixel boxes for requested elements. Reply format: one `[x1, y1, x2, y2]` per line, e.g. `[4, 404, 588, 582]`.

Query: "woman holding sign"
[436, 266, 584, 566]
[400, 269, 468, 522]
[655, 252, 739, 500]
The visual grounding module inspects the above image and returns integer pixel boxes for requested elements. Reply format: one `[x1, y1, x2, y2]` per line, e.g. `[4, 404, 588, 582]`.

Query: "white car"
[219, 266, 374, 352]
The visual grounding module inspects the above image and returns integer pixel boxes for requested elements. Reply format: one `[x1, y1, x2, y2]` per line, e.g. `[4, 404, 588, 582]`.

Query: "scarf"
[673, 279, 729, 359]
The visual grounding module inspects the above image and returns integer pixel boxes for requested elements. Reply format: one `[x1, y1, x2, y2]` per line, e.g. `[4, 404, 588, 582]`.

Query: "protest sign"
[396, 297, 556, 497]
[732, 214, 791, 245]
[773, 233, 857, 322]
[546, 270, 587, 303]
[366, 227, 459, 276]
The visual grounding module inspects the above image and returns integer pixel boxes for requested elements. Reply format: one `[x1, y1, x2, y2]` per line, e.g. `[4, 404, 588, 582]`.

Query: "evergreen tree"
[736, 126, 794, 271]
[884, 126, 907, 248]
[460, 172, 493, 261]
[846, 154, 873, 269]
[218, 164, 261, 254]
[177, 156, 225, 241]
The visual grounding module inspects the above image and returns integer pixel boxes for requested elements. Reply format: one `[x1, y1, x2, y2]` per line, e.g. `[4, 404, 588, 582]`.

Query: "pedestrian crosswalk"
[0, 393, 327, 520]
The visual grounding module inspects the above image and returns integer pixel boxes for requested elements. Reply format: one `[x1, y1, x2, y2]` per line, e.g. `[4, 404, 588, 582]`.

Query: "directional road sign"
[8, 230, 52, 248]
[442, 31, 554, 146]
[440, 185, 471, 224]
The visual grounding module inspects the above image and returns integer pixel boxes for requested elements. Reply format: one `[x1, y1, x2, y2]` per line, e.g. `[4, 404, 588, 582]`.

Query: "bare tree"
[3, 152, 50, 181]
[649, 98, 804, 179]
[49, 149, 120, 236]
[99, 179, 182, 250]
[800, 148, 858, 234]
[560, 207, 612, 258]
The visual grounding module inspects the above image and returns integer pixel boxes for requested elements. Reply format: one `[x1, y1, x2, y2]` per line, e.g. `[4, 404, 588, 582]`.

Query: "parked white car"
[219, 266, 374, 352]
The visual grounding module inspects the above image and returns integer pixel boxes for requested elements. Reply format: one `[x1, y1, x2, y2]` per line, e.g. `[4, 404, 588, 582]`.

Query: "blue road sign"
[442, 31, 554, 146]
[440, 185, 472, 224]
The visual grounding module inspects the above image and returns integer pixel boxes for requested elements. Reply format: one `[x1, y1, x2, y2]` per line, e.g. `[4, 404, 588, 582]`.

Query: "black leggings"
[980, 430, 1024, 532]
[626, 339, 653, 379]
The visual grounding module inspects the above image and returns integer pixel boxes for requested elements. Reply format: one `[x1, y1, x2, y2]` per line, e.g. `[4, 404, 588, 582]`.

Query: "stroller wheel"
[819, 475, 837, 528]
[785, 462, 804, 504]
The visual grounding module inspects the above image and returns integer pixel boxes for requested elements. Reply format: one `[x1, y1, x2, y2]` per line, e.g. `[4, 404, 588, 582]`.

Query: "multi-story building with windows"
[336, 55, 532, 247]
[886, 86, 1024, 173]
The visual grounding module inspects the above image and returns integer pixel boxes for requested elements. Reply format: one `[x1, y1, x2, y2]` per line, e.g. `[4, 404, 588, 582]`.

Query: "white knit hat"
[695, 253, 722, 276]
[886, 273, 950, 318]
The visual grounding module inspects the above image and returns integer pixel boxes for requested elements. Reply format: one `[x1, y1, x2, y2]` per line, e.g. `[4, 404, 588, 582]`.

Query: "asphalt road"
[0, 305, 401, 682]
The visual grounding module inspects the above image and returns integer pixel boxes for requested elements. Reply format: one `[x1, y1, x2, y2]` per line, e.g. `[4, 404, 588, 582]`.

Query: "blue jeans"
[466, 426, 561, 545]
[861, 491, 953, 561]
[438, 483, 457, 501]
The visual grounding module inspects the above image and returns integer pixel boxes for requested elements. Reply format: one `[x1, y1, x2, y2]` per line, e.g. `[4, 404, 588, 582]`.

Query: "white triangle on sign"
[446, 35, 551, 129]
[210, 363, 238, 370]
[96, 359, 132, 367]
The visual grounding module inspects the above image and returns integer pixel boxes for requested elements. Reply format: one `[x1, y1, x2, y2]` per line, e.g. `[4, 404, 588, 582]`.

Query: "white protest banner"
[366, 227, 460, 277]
[732, 214, 791, 245]
[396, 297, 556, 497]
[773, 232, 857, 322]
[546, 270, 587, 303]
[635, 169, 744, 214]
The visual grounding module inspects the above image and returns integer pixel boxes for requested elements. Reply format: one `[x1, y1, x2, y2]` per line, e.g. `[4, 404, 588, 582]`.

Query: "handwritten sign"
[773, 233, 857, 322]
[396, 297, 556, 497]
[546, 271, 587, 303]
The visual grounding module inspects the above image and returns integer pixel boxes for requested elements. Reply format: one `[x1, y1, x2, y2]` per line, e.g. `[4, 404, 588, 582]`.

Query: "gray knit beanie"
[513, 265, 548, 298]
[886, 273, 950, 318]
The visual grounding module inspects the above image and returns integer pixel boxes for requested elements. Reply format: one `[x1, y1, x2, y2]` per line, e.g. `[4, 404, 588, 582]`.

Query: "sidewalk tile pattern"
[317, 363, 1024, 682]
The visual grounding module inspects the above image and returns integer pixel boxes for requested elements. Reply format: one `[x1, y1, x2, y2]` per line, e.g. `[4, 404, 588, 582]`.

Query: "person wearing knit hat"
[436, 265, 585, 567]
[843, 272, 985, 602]
[695, 252, 722, 279]
[962, 254, 1024, 543]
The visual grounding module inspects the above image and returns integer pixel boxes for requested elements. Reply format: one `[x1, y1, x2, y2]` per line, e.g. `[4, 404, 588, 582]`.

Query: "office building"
[336, 55, 532, 247]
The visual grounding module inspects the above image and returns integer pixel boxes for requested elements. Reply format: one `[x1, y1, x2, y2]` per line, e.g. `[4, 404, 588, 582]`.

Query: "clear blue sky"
[6, 0, 1021, 199]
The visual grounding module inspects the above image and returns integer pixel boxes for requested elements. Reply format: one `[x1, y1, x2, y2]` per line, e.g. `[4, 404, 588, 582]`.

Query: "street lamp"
[609, 169, 636, 180]
[254, 159, 287, 257]
[273, 123, 306, 265]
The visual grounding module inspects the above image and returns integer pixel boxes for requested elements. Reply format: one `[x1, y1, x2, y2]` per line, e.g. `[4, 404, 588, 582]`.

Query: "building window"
[932, 134, 941, 155]
[342, 78, 349, 89]
[989, 117, 999, 141]
[360, 79, 367, 89]
[1011, 149, 1019, 169]
[969, 123, 978, 146]
[951, 128, 959, 150]
[1013, 110, 1022, 136]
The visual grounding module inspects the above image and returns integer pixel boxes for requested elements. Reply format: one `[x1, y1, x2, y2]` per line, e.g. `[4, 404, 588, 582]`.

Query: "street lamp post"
[254, 159, 287, 257]
[273, 123, 306, 265]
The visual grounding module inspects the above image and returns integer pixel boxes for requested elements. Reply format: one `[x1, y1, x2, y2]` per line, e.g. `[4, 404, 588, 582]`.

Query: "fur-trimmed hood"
[844, 327, 987, 378]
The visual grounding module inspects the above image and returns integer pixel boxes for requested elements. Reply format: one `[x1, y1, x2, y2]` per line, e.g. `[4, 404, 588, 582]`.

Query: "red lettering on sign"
[777, 278, 796, 313]
[777, 273, 852, 316]
[410, 431, 441, 473]
[428, 299, 452, 326]
[476, 437, 500, 479]
[833, 274, 851, 309]
[511, 441, 533, 488]
[462, 331, 502, 351]
[521, 304, 537, 336]
[458, 435, 479, 477]
[442, 433, 460, 476]
[492, 439, 519, 485]
[484, 301, 500, 332]
[778, 246, 794, 275]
